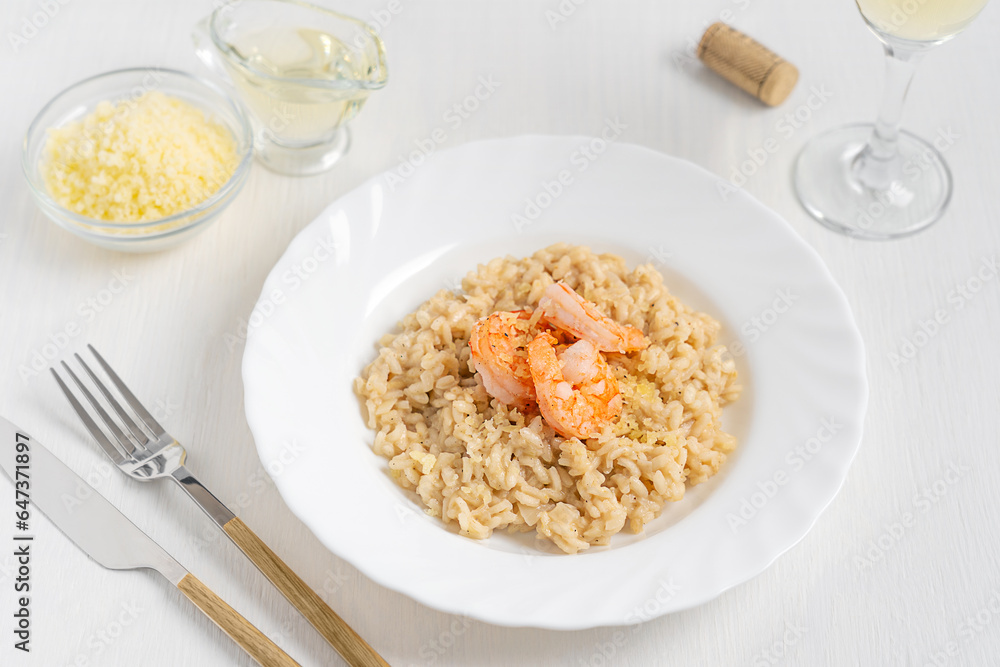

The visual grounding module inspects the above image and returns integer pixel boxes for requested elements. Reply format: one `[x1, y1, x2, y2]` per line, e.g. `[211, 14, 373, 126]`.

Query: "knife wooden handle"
[177, 573, 300, 667]
[223, 517, 389, 667]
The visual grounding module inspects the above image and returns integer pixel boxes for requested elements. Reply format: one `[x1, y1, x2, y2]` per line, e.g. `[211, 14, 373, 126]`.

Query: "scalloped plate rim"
[241, 135, 868, 629]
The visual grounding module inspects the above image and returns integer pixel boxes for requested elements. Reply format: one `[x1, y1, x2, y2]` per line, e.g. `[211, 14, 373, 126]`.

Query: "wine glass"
[793, 0, 989, 239]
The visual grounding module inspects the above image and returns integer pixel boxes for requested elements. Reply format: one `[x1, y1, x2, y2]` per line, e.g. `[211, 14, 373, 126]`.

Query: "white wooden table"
[2, 1, 999, 665]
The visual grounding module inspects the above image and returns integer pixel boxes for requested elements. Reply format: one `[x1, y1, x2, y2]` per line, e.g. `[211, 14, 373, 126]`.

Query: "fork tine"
[50, 368, 128, 466]
[87, 344, 166, 437]
[60, 361, 137, 457]
[74, 353, 150, 448]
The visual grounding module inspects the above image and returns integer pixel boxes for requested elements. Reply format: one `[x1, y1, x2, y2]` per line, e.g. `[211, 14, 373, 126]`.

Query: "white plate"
[242, 136, 867, 630]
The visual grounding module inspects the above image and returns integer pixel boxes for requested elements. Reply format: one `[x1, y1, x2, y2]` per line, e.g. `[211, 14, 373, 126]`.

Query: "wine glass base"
[254, 126, 351, 177]
[794, 123, 952, 240]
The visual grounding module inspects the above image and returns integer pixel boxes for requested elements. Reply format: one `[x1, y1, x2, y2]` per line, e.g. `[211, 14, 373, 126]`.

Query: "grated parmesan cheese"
[40, 91, 239, 223]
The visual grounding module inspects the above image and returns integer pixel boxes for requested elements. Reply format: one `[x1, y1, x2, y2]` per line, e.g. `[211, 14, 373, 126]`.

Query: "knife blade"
[0, 416, 299, 667]
[0, 415, 187, 583]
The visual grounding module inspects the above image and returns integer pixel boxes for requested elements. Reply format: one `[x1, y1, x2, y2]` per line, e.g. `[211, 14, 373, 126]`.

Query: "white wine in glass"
[858, 0, 988, 40]
[793, 0, 990, 239]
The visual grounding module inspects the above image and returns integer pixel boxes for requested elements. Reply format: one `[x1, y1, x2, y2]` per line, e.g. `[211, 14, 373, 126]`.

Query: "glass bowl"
[22, 67, 253, 252]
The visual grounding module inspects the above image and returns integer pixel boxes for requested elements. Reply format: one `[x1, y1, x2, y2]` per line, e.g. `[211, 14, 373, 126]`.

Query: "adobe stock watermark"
[717, 84, 834, 201]
[393, 498, 423, 526]
[739, 289, 797, 345]
[720, 288, 799, 363]
[352, 0, 407, 48]
[623, 577, 680, 625]
[956, 589, 1000, 644]
[508, 534, 566, 568]
[8, 0, 72, 52]
[383, 75, 502, 191]
[750, 620, 808, 666]
[319, 564, 351, 603]
[442, 275, 465, 294]
[576, 578, 681, 667]
[225, 235, 341, 352]
[60, 460, 115, 513]
[17, 268, 137, 383]
[511, 117, 627, 232]
[854, 126, 960, 231]
[187, 439, 305, 553]
[673, 0, 758, 71]
[726, 417, 843, 532]
[867, 0, 942, 36]
[545, 0, 589, 31]
[577, 630, 632, 667]
[266, 617, 300, 657]
[923, 588, 1000, 666]
[254, 106, 295, 155]
[149, 396, 181, 424]
[854, 460, 969, 571]
[67, 600, 144, 665]
[644, 245, 674, 270]
[415, 615, 472, 666]
[887, 255, 997, 369]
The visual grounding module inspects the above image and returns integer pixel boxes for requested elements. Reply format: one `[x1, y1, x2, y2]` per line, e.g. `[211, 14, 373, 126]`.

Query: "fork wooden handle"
[177, 573, 300, 667]
[223, 517, 390, 667]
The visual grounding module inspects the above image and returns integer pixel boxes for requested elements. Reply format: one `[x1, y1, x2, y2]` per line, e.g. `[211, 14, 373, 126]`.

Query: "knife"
[0, 417, 299, 667]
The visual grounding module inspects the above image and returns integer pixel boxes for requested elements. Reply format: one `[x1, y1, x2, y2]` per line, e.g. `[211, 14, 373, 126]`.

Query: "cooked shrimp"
[537, 282, 647, 353]
[527, 332, 623, 439]
[469, 311, 537, 409]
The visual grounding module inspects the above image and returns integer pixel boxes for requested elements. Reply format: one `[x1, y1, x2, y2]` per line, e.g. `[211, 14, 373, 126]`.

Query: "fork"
[52, 344, 389, 667]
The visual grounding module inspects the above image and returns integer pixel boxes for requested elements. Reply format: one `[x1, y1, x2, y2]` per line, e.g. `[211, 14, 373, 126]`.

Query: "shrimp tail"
[537, 282, 648, 353]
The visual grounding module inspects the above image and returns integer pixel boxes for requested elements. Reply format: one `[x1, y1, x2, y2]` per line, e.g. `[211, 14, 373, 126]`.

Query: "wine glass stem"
[854, 45, 925, 190]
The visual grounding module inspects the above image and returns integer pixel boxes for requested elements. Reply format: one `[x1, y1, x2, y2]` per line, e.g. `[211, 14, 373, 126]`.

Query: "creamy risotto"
[354, 244, 741, 553]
